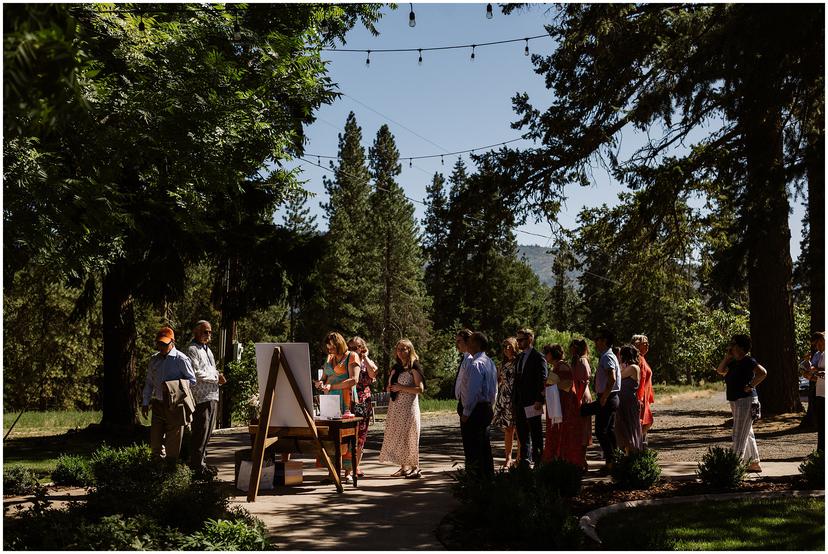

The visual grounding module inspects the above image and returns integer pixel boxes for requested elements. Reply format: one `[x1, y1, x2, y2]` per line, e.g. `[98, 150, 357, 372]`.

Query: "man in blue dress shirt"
[456, 331, 497, 478]
[142, 326, 196, 462]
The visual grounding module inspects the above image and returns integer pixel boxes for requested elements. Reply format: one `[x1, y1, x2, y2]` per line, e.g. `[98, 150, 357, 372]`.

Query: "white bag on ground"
[236, 460, 275, 492]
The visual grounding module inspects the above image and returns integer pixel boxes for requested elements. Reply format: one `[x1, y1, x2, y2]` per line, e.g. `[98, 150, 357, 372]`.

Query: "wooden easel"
[247, 346, 342, 502]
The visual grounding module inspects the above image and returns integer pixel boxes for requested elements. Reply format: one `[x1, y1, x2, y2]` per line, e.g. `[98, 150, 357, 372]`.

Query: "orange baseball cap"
[156, 326, 175, 344]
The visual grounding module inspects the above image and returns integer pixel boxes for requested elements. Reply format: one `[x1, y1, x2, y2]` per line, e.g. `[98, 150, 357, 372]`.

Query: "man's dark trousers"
[189, 399, 217, 470]
[459, 401, 495, 478]
[514, 405, 543, 464]
[581, 393, 620, 462]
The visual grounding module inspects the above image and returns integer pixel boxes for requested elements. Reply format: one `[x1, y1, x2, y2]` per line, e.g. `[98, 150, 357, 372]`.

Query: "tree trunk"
[806, 127, 825, 332]
[742, 100, 801, 415]
[101, 263, 139, 426]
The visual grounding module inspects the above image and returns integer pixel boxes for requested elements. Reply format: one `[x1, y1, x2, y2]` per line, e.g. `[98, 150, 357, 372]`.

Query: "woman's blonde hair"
[395, 338, 419, 368]
[348, 336, 367, 350]
[501, 336, 518, 359]
[324, 332, 347, 357]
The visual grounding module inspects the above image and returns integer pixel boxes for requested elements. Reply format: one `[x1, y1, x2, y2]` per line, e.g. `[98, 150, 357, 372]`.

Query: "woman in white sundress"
[378, 339, 424, 479]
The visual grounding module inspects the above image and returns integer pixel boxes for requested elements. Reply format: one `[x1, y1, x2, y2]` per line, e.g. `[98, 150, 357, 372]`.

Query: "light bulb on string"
[441, 155, 444, 166]
[408, 4, 416, 27]
[470, 45, 476, 61]
[317, 156, 321, 165]
[366, 50, 371, 66]
[138, 13, 145, 32]
[409, 158, 413, 168]
[524, 38, 530, 56]
[486, 3, 493, 19]
[418, 49, 423, 66]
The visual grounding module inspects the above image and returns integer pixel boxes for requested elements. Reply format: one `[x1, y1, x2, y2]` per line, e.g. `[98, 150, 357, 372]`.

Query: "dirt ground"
[368, 389, 816, 467]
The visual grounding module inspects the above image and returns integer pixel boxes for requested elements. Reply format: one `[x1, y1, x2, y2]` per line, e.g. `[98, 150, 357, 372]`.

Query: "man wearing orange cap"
[142, 326, 197, 461]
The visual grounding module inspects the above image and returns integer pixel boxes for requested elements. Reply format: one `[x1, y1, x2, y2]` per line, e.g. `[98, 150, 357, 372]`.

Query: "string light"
[418, 48, 422, 65]
[408, 3, 416, 28]
[365, 50, 371, 66]
[307, 137, 525, 164]
[486, 3, 493, 19]
[138, 13, 145, 32]
[409, 158, 413, 167]
[524, 38, 529, 56]
[470, 44, 476, 61]
[322, 34, 550, 57]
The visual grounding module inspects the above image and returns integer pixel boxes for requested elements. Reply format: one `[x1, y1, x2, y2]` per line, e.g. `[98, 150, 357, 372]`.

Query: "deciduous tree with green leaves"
[4, 3, 382, 425]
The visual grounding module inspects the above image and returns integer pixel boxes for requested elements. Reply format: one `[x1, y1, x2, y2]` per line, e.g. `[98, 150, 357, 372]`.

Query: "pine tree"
[422, 172, 452, 330]
[314, 112, 375, 340]
[281, 191, 320, 341]
[367, 125, 432, 374]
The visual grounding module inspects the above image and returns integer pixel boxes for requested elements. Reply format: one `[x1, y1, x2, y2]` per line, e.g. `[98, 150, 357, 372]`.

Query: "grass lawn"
[4, 411, 148, 477]
[598, 496, 825, 550]
[653, 382, 723, 396]
[419, 398, 457, 413]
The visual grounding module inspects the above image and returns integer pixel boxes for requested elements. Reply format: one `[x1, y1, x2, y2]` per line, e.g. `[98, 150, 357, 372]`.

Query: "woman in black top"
[716, 334, 768, 472]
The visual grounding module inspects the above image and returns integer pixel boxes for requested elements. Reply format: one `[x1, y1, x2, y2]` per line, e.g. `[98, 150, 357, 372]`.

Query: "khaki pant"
[150, 398, 184, 461]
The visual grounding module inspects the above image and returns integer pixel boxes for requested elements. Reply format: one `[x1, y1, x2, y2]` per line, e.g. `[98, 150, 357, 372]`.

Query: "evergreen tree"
[281, 191, 321, 341]
[548, 240, 581, 331]
[422, 172, 452, 330]
[314, 112, 376, 340]
[367, 124, 432, 375]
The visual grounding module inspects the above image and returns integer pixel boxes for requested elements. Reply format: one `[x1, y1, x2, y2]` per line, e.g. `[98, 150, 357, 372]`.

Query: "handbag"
[750, 399, 761, 421]
[352, 401, 368, 419]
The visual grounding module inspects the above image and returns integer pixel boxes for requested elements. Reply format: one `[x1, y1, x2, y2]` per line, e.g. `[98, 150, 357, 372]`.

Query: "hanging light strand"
[307, 137, 526, 163]
[321, 33, 549, 54]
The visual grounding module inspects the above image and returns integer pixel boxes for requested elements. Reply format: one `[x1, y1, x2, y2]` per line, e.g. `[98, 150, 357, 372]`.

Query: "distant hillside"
[517, 245, 580, 287]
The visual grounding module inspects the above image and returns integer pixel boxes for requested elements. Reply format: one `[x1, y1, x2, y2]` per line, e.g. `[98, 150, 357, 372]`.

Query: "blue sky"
[283, 3, 805, 260]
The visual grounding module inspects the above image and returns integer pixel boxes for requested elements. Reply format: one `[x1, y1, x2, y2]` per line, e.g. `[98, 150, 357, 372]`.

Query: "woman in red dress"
[632, 334, 655, 443]
[569, 339, 592, 470]
[542, 344, 588, 469]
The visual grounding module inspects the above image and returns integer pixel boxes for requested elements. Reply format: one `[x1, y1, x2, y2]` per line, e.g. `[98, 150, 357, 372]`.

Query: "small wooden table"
[315, 416, 360, 488]
[248, 416, 361, 489]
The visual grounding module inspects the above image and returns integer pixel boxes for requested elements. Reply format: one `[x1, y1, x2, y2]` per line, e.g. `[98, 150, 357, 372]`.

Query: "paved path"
[208, 404, 805, 550]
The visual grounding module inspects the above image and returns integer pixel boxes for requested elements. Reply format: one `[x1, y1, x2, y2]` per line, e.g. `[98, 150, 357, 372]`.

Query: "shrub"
[450, 463, 583, 549]
[179, 518, 270, 550]
[85, 443, 229, 532]
[799, 449, 824, 489]
[697, 446, 747, 489]
[4, 464, 39, 495]
[52, 454, 94, 487]
[535, 458, 583, 498]
[611, 449, 661, 490]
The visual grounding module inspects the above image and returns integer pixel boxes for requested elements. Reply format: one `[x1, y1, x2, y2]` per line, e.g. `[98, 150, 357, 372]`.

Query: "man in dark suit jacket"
[512, 327, 548, 466]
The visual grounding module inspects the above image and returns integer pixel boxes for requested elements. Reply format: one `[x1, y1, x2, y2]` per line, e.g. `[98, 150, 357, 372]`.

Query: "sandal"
[390, 468, 408, 477]
[406, 468, 422, 479]
[356, 471, 365, 478]
[747, 463, 763, 473]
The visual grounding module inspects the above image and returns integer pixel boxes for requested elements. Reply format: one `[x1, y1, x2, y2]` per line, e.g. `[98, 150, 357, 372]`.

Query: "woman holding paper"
[543, 344, 587, 469]
[314, 332, 360, 482]
[378, 339, 424, 478]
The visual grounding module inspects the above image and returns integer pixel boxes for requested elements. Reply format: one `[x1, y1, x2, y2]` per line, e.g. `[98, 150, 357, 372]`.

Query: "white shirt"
[187, 341, 219, 404]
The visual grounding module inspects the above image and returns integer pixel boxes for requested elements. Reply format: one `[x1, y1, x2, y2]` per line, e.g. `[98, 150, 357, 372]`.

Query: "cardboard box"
[236, 460, 275, 492]
[274, 461, 303, 486]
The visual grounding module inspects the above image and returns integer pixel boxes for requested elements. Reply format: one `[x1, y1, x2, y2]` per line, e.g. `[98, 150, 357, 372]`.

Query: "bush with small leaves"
[697, 446, 747, 489]
[178, 518, 271, 551]
[3, 464, 39, 496]
[611, 449, 661, 490]
[450, 462, 583, 549]
[52, 454, 94, 487]
[798, 449, 824, 489]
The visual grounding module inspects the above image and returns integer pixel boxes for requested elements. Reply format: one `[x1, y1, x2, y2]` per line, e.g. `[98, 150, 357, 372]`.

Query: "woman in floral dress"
[378, 339, 424, 478]
[492, 337, 519, 468]
[348, 336, 378, 478]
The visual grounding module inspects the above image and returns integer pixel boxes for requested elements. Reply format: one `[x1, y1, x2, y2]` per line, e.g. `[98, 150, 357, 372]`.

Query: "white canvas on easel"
[254, 343, 313, 427]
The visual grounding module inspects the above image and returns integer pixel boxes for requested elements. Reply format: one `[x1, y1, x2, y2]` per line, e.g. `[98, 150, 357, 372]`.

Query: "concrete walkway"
[208, 421, 805, 550]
